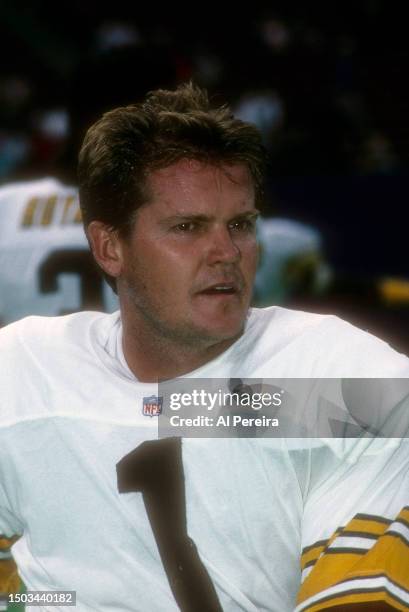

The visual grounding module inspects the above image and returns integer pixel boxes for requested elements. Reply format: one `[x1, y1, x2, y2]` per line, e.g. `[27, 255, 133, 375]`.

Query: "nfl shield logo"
[142, 395, 163, 417]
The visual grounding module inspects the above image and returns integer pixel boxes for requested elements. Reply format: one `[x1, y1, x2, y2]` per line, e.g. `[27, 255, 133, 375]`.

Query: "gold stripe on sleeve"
[298, 507, 409, 609]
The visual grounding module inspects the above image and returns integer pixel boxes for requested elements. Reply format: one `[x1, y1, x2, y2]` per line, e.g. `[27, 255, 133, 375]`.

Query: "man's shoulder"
[248, 305, 354, 343]
[0, 311, 121, 428]
[250, 305, 330, 330]
[0, 310, 117, 363]
[248, 306, 409, 377]
[251, 304, 401, 347]
[0, 177, 75, 215]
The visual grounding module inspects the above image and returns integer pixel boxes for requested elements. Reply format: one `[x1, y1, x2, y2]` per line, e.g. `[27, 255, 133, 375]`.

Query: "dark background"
[0, 0, 408, 349]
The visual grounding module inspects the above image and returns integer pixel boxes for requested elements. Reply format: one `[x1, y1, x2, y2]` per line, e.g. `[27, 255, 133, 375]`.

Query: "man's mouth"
[198, 283, 240, 296]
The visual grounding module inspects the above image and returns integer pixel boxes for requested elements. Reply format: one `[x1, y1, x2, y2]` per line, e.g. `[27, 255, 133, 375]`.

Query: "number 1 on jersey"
[116, 437, 222, 612]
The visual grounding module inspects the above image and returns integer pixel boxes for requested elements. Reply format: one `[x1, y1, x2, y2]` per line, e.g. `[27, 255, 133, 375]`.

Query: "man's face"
[117, 159, 259, 348]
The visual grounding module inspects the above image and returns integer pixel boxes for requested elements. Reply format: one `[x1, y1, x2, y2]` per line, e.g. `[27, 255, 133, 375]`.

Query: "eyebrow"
[162, 210, 261, 225]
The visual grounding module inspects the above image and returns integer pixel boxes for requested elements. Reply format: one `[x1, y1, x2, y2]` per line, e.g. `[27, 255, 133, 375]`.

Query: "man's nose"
[206, 227, 241, 265]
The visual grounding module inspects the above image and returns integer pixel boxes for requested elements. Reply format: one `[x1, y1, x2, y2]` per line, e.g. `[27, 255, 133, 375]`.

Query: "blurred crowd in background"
[0, 0, 408, 351]
[2, 2, 409, 180]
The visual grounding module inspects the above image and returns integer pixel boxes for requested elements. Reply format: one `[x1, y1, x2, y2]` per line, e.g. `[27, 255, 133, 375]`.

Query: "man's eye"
[229, 219, 256, 232]
[174, 222, 197, 232]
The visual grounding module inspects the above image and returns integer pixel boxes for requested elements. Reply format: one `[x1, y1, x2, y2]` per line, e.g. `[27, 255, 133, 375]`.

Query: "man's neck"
[121, 318, 241, 382]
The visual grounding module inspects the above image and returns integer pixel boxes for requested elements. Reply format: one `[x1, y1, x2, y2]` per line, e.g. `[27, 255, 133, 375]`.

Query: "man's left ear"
[86, 221, 124, 279]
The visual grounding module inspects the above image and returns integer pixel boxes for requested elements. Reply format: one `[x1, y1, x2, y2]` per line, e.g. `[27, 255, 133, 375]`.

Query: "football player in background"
[0, 36, 180, 327]
[0, 177, 117, 326]
[0, 83, 408, 611]
[253, 216, 330, 307]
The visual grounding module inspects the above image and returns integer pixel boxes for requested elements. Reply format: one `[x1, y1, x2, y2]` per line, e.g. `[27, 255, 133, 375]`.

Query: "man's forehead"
[145, 159, 255, 199]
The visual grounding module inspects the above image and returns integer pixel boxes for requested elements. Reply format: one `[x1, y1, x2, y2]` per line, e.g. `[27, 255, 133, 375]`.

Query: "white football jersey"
[0, 178, 117, 325]
[253, 217, 329, 306]
[0, 307, 408, 611]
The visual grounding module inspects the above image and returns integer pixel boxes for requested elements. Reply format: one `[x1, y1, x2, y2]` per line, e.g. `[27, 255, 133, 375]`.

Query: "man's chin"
[191, 315, 248, 347]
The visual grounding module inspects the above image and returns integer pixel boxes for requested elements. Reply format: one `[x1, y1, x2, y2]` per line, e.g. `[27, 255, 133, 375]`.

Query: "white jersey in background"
[0, 178, 117, 325]
[254, 217, 330, 306]
[0, 306, 408, 611]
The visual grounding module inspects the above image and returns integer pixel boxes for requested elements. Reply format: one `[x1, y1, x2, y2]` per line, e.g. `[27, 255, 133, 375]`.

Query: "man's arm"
[0, 535, 21, 612]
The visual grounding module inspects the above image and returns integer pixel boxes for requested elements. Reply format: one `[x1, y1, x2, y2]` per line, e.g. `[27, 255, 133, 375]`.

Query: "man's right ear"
[86, 221, 124, 279]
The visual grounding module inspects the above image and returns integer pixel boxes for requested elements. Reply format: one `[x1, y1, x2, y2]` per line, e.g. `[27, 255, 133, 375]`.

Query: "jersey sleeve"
[0, 482, 22, 611]
[0, 429, 25, 610]
[0, 536, 21, 611]
[295, 376, 409, 610]
[296, 506, 409, 611]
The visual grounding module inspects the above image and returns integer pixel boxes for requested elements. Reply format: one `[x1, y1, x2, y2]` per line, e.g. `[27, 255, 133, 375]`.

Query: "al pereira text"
[169, 415, 279, 428]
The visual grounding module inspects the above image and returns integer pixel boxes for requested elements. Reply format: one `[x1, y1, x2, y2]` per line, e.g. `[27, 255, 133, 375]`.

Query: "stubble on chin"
[120, 270, 251, 352]
[129, 294, 248, 353]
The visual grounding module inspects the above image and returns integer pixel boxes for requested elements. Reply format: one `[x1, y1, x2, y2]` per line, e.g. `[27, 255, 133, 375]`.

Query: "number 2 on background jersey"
[38, 249, 104, 314]
[116, 438, 222, 612]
